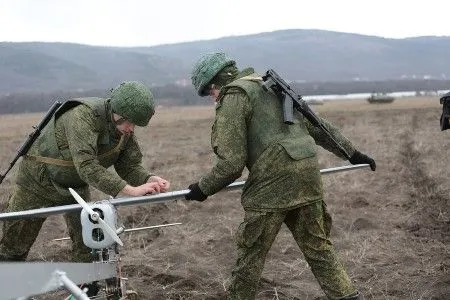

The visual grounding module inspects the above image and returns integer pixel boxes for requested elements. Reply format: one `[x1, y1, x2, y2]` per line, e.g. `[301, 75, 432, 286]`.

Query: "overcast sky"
[0, 0, 448, 47]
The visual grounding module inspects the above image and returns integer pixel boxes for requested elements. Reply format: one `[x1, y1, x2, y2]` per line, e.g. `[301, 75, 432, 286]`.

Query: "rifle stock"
[0, 101, 62, 184]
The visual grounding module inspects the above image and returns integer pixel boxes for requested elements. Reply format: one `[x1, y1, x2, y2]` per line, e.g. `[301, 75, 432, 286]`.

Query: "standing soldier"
[186, 52, 375, 300]
[0, 81, 170, 264]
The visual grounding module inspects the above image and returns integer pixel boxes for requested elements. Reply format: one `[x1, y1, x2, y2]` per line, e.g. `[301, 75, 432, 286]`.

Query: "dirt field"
[0, 97, 449, 299]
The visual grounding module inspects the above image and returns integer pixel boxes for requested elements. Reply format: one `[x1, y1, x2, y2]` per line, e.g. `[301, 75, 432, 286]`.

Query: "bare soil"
[0, 97, 449, 299]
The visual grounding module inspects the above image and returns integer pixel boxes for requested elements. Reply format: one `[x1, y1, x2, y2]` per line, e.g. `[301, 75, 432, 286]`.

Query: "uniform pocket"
[235, 211, 266, 249]
[278, 138, 316, 161]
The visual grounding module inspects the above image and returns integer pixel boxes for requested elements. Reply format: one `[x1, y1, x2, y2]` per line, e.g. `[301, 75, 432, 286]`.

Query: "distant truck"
[367, 92, 395, 103]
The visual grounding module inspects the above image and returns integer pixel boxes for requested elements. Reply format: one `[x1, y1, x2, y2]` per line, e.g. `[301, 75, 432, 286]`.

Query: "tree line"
[1, 79, 449, 115]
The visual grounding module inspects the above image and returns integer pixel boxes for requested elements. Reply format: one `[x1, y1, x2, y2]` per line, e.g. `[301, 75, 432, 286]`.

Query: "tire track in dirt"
[396, 114, 450, 300]
[399, 115, 449, 241]
[339, 109, 449, 300]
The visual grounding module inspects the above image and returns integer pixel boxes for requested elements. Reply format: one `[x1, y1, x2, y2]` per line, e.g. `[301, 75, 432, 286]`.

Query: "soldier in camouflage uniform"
[0, 81, 170, 263]
[186, 53, 376, 300]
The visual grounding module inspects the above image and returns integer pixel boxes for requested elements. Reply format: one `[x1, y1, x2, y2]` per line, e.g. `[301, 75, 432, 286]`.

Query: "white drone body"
[69, 188, 123, 248]
[80, 200, 119, 249]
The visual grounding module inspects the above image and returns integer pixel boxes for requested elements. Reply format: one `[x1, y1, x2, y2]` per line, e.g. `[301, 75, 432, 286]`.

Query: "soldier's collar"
[235, 67, 255, 80]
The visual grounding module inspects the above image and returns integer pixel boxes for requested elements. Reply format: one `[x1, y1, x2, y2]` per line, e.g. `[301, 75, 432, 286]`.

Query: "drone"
[0, 187, 188, 300]
[0, 164, 369, 300]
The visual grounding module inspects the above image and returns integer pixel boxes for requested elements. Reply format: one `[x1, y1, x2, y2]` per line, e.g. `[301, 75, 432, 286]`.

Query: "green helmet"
[110, 81, 155, 126]
[191, 52, 235, 96]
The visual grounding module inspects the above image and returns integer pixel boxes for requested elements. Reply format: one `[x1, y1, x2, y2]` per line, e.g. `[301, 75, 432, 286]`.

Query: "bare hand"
[121, 182, 161, 196]
[148, 175, 171, 192]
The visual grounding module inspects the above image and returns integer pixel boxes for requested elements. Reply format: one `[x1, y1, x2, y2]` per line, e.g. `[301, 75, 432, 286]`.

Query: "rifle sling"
[23, 135, 125, 167]
[24, 155, 75, 167]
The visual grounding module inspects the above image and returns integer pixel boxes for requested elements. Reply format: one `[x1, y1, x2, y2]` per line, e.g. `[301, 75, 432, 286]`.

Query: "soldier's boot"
[314, 291, 364, 300]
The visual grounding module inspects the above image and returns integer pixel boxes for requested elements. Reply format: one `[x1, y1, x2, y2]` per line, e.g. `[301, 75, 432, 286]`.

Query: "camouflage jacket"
[18, 98, 153, 197]
[198, 69, 356, 210]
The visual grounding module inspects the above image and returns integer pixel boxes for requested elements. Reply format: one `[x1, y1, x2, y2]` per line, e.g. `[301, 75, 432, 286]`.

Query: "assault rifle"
[261, 69, 350, 159]
[440, 92, 450, 131]
[0, 101, 62, 184]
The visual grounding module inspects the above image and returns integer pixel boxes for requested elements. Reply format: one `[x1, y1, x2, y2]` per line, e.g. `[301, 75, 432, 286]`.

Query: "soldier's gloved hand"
[185, 182, 208, 201]
[349, 150, 376, 171]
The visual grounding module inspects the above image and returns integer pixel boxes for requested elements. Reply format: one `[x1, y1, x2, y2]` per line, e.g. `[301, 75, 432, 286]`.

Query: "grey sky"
[0, 0, 448, 47]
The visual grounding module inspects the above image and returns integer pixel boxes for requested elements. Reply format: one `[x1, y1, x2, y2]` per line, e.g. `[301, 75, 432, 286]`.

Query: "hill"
[1, 29, 450, 94]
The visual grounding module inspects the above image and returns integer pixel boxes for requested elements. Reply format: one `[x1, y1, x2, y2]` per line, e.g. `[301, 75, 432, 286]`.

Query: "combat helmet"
[191, 52, 235, 96]
[110, 81, 155, 126]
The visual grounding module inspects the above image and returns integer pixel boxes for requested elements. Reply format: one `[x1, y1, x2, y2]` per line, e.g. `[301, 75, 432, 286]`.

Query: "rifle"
[261, 69, 350, 159]
[0, 101, 63, 184]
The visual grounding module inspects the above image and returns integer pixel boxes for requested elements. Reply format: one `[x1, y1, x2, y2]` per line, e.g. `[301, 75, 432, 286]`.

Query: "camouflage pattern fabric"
[228, 201, 357, 300]
[208, 65, 239, 89]
[198, 69, 356, 210]
[0, 98, 152, 262]
[0, 159, 91, 261]
[191, 52, 236, 96]
[37, 99, 152, 197]
[305, 117, 356, 160]
[110, 81, 155, 127]
[194, 67, 360, 299]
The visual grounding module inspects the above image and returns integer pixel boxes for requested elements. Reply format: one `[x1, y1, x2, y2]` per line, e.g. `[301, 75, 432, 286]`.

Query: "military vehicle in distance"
[367, 92, 395, 104]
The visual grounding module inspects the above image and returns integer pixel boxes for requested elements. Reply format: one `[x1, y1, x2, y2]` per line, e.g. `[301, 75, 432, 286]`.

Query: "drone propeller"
[68, 188, 123, 246]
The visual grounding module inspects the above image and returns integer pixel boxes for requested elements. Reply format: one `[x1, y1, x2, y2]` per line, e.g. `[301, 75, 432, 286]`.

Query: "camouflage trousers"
[0, 184, 92, 262]
[227, 200, 357, 300]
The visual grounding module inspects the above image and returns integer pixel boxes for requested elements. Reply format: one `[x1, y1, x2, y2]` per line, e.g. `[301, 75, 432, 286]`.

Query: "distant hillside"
[1, 29, 450, 93]
[0, 43, 184, 93]
[141, 30, 450, 82]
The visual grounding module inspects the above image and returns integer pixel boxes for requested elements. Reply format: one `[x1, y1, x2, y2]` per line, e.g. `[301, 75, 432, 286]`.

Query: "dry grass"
[0, 97, 449, 299]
